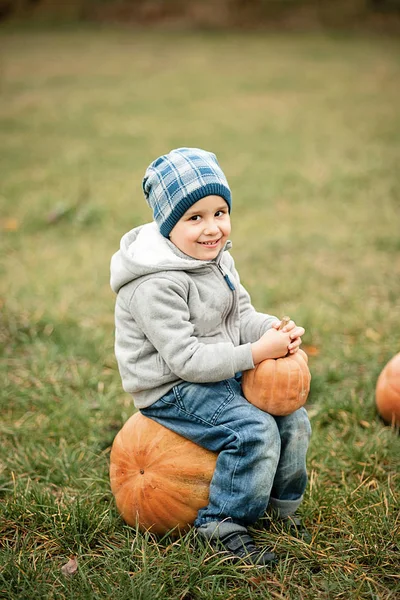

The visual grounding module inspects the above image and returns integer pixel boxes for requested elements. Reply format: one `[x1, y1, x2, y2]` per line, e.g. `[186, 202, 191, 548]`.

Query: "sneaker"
[280, 514, 311, 543]
[210, 530, 278, 567]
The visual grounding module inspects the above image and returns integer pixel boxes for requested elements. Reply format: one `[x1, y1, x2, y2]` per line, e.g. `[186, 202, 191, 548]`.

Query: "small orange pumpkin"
[242, 349, 311, 416]
[110, 412, 217, 534]
[376, 352, 400, 427]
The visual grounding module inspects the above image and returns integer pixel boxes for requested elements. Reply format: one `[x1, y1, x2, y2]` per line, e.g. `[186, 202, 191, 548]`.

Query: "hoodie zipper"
[214, 262, 237, 343]
[216, 263, 236, 291]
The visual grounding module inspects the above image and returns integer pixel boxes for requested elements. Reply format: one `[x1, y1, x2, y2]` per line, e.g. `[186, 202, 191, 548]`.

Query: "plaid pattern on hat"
[142, 147, 231, 238]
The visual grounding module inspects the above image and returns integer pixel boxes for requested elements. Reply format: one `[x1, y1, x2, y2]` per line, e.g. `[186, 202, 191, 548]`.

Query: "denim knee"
[291, 407, 311, 441]
[245, 410, 281, 463]
[276, 407, 311, 441]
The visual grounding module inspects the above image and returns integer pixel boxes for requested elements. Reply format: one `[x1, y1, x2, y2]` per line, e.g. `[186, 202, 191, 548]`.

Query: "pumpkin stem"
[278, 316, 290, 330]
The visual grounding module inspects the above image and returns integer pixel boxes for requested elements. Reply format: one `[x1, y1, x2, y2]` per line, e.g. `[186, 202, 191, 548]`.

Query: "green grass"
[1, 25, 400, 599]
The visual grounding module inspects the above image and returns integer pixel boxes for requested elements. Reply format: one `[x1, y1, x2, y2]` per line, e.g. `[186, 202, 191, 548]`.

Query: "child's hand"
[251, 326, 290, 364]
[272, 319, 305, 355]
[251, 319, 305, 365]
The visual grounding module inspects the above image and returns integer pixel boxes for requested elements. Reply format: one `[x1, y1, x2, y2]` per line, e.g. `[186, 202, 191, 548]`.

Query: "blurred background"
[1, 2, 400, 598]
[1, 0, 400, 31]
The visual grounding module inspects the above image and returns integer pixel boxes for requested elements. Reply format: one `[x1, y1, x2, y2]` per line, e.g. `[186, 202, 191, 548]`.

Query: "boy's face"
[169, 195, 231, 260]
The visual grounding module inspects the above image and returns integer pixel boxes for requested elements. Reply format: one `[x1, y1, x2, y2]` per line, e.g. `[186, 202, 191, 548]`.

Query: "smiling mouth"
[198, 239, 221, 246]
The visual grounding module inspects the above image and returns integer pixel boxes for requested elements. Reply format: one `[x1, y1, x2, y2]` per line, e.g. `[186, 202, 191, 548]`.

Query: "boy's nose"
[204, 219, 220, 235]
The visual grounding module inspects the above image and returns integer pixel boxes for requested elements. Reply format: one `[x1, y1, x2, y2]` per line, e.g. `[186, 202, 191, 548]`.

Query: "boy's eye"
[189, 215, 201, 221]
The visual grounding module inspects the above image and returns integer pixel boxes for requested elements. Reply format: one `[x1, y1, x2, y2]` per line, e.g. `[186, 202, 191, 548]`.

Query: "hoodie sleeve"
[223, 253, 279, 344]
[127, 276, 254, 383]
[238, 283, 279, 344]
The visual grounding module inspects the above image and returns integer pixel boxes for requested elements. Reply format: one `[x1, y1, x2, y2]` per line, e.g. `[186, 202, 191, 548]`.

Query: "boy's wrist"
[251, 340, 265, 365]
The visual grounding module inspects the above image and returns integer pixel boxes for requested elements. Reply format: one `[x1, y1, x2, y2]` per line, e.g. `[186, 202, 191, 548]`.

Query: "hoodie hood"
[110, 221, 231, 293]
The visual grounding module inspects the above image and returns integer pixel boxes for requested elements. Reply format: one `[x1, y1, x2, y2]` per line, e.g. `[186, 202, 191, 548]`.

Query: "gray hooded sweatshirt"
[110, 222, 278, 408]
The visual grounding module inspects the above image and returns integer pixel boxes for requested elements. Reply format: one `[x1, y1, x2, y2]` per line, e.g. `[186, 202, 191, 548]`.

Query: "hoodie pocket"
[156, 353, 170, 377]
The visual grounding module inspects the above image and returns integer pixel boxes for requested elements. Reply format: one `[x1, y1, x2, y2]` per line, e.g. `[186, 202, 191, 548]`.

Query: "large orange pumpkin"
[110, 412, 217, 534]
[242, 349, 311, 416]
[376, 352, 400, 427]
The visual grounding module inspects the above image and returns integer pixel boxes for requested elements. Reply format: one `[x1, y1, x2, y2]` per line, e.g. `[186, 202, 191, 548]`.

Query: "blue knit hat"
[142, 147, 232, 238]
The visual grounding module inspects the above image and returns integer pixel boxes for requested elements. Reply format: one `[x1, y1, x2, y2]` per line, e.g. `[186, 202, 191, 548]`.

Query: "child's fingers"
[288, 336, 302, 352]
[289, 347, 300, 354]
[282, 319, 296, 332]
[289, 326, 305, 339]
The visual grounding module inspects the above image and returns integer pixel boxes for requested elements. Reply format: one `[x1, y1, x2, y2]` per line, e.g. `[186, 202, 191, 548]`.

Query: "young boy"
[110, 147, 311, 567]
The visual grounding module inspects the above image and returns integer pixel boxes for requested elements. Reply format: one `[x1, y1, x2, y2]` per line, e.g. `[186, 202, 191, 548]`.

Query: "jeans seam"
[171, 381, 236, 426]
[171, 385, 186, 412]
[210, 380, 235, 425]
[165, 387, 216, 428]
[215, 423, 244, 519]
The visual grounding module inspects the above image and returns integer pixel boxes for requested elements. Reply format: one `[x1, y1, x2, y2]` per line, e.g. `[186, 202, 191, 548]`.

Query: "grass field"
[1, 25, 399, 599]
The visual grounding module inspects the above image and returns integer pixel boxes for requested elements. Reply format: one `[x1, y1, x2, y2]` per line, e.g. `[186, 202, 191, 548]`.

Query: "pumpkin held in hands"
[375, 352, 400, 427]
[109, 412, 217, 534]
[242, 348, 311, 416]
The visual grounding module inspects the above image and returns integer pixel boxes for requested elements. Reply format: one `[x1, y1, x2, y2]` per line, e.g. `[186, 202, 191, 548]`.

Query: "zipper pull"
[224, 274, 235, 291]
[217, 263, 236, 291]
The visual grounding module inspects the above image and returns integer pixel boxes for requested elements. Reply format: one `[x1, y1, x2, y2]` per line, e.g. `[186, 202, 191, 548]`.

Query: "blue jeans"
[141, 376, 311, 529]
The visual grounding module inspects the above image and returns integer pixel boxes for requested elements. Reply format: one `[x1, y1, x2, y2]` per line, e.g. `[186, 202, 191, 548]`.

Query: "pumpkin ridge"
[138, 477, 205, 532]
[147, 499, 195, 532]
[284, 357, 291, 407]
[270, 362, 277, 408]
[148, 443, 213, 475]
[299, 354, 305, 401]
[141, 468, 212, 491]
[132, 416, 197, 471]
[137, 478, 177, 529]
[265, 360, 274, 403]
[161, 484, 208, 509]
[118, 489, 141, 525]
[137, 487, 166, 531]
[113, 475, 142, 497]
[144, 444, 185, 470]
[136, 419, 179, 468]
